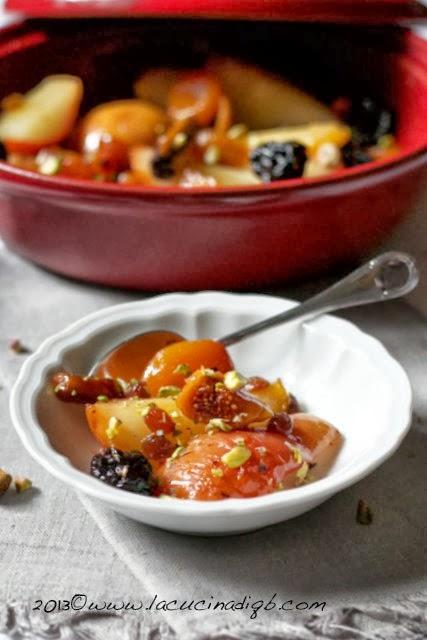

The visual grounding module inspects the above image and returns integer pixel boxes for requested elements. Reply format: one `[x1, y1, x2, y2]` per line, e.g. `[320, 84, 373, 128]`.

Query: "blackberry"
[90, 447, 153, 495]
[347, 97, 394, 147]
[250, 142, 307, 182]
[342, 141, 372, 167]
[0, 142, 6, 161]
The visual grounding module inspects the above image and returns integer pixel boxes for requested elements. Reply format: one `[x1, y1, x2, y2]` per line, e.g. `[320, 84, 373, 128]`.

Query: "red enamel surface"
[0, 21, 426, 290]
[6, 0, 427, 22]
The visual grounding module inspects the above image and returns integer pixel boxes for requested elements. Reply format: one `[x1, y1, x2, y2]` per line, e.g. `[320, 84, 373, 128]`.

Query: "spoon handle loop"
[220, 252, 419, 347]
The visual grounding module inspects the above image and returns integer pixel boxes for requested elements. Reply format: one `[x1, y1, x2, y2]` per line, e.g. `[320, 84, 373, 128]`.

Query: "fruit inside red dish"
[52, 333, 342, 500]
[0, 57, 397, 188]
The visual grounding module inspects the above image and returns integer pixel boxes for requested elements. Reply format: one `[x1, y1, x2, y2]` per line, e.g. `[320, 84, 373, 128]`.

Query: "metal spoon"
[97, 251, 418, 377]
[219, 251, 419, 346]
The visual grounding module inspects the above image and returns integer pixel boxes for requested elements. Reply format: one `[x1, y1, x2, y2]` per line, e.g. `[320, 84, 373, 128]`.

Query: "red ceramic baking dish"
[0, 13, 426, 290]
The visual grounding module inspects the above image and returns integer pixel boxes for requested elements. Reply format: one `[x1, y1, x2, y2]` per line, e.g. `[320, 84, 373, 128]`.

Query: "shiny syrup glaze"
[95, 330, 183, 381]
[157, 415, 343, 500]
[157, 430, 303, 500]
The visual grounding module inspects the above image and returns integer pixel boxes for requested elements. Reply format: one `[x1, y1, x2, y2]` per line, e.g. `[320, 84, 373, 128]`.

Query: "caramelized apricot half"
[143, 339, 233, 397]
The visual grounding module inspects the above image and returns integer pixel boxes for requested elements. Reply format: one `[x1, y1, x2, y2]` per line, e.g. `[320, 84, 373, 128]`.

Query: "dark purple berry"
[342, 141, 372, 167]
[347, 97, 394, 147]
[250, 141, 307, 182]
[0, 142, 6, 161]
[90, 447, 153, 495]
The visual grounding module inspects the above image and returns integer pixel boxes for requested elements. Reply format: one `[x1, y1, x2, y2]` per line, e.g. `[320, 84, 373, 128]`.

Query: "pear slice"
[0, 75, 83, 154]
[85, 396, 202, 451]
[207, 57, 335, 129]
[134, 68, 179, 108]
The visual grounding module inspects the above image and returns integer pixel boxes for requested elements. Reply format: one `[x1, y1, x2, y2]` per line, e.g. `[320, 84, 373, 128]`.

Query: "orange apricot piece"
[143, 339, 233, 397]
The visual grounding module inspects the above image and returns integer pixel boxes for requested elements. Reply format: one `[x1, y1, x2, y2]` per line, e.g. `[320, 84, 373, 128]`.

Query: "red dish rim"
[6, 0, 427, 23]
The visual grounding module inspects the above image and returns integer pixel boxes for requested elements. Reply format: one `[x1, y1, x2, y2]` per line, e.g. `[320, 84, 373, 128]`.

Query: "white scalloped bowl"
[10, 293, 411, 535]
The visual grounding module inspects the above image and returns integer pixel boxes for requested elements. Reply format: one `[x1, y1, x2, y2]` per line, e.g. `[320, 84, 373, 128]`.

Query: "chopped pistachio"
[221, 445, 251, 469]
[158, 385, 181, 398]
[206, 418, 232, 433]
[14, 477, 32, 494]
[227, 123, 248, 140]
[106, 416, 121, 440]
[203, 144, 220, 166]
[169, 445, 184, 461]
[224, 370, 247, 391]
[173, 363, 192, 377]
[97, 395, 109, 402]
[211, 467, 224, 478]
[170, 410, 180, 419]
[232, 413, 245, 423]
[286, 442, 303, 465]
[38, 155, 61, 176]
[140, 402, 156, 417]
[0, 469, 12, 495]
[201, 367, 218, 378]
[293, 448, 303, 465]
[378, 134, 395, 150]
[315, 142, 341, 170]
[215, 382, 226, 391]
[356, 499, 373, 525]
[172, 132, 188, 150]
[296, 461, 309, 482]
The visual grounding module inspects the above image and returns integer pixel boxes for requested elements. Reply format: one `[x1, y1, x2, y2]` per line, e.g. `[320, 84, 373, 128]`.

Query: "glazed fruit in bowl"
[10, 292, 413, 533]
[51, 334, 342, 501]
[0, 56, 396, 187]
[0, 20, 426, 290]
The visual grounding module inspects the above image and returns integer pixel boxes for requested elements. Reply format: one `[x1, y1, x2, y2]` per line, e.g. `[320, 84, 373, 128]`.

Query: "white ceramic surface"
[10, 293, 412, 535]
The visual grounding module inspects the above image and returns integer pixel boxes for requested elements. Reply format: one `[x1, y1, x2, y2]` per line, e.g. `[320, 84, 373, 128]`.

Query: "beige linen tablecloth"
[0, 203, 426, 638]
